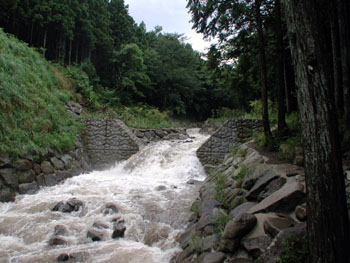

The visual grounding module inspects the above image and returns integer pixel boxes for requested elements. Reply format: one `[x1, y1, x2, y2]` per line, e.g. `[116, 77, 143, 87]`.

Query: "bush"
[278, 235, 309, 263]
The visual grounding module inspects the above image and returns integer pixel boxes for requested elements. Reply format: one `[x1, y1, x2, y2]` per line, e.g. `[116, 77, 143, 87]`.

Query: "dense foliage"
[0, 29, 82, 157]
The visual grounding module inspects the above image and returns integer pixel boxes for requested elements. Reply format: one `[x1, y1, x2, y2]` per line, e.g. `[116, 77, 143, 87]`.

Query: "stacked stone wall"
[197, 119, 263, 165]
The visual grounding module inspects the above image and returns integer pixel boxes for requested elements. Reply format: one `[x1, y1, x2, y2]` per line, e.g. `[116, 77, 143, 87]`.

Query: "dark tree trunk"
[337, 0, 350, 127]
[43, 29, 47, 57]
[255, 0, 272, 143]
[68, 39, 72, 65]
[284, 1, 350, 262]
[275, 0, 287, 131]
[330, 2, 344, 116]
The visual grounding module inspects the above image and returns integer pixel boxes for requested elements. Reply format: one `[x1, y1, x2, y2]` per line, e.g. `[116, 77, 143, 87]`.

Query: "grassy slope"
[0, 29, 81, 157]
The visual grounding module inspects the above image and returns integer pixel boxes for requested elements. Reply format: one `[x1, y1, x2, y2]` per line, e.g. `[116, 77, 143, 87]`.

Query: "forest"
[1, 0, 350, 262]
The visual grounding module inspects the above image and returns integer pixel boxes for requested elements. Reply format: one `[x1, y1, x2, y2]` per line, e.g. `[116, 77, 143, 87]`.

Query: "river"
[0, 129, 208, 263]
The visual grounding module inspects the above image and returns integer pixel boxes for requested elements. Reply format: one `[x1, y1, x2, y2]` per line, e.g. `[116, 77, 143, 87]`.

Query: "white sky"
[124, 0, 215, 53]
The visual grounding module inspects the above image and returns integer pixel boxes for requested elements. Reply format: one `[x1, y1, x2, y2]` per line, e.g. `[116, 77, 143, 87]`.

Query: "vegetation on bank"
[0, 29, 81, 157]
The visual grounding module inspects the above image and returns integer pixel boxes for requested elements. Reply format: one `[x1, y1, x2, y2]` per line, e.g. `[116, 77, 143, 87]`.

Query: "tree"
[284, 1, 350, 262]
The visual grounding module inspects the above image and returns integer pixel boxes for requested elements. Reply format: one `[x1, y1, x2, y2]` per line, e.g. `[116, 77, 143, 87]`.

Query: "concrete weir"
[82, 119, 144, 170]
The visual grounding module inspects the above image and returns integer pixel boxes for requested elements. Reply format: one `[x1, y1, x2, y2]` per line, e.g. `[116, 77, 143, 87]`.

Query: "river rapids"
[0, 129, 209, 263]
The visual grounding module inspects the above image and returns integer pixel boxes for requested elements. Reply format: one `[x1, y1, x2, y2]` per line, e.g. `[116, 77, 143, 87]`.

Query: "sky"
[124, 0, 215, 53]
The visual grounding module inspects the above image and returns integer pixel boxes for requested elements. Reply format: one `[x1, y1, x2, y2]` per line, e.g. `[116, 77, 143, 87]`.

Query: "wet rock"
[249, 182, 305, 214]
[199, 252, 226, 263]
[178, 225, 196, 249]
[57, 253, 69, 262]
[93, 221, 109, 229]
[52, 198, 84, 213]
[112, 219, 126, 238]
[222, 213, 257, 240]
[0, 153, 10, 168]
[69, 252, 89, 262]
[229, 202, 257, 219]
[257, 177, 287, 201]
[155, 185, 167, 191]
[49, 237, 67, 246]
[0, 168, 18, 187]
[295, 203, 307, 221]
[263, 214, 297, 238]
[56, 171, 68, 182]
[18, 170, 36, 184]
[0, 187, 15, 202]
[50, 157, 65, 170]
[246, 171, 278, 201]
[54, 225, 69, 236]
[241, 235, 271, 259]
[18, 182, 38, 195]
[87, 228, 105, 241]
[44, 174, 57, 187]
[187, 179, 202, 185]
[13, 159, 32, 171]
[40, 161, 54, 174]
[103, 203, 119, 215]
[61, 154, 73, 169]
[176, 245, 196, 262]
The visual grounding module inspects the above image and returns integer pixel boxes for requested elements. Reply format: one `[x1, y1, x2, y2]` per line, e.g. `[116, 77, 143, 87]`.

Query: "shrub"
[278, 235, 309, 263]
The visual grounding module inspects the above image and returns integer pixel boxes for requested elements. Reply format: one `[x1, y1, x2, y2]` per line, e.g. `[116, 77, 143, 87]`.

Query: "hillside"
[0, 29, 81, 158]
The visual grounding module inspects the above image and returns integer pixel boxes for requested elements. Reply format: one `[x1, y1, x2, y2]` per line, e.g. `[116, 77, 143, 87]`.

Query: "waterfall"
[0, 129, 208, 263]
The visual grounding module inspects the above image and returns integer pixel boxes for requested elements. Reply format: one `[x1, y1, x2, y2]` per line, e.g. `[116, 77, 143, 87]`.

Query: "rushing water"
[0, 129, 208, 263]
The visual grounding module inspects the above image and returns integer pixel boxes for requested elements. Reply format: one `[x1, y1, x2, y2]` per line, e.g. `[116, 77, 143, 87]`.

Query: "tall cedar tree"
[284, 1, 350, 262]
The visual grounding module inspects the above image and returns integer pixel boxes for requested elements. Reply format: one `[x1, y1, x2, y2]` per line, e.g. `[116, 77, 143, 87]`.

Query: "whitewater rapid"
[0, 129, 209, 263]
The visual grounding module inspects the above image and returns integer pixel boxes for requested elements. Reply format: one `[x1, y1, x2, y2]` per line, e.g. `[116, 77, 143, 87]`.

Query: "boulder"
[103, 203, 119, 215]
[52, 198, 84, 213]
[54, 225, 69, 236]
[246, 171, 278, 200]
[241, 235, 271, 259]
[36, 175, 45, 187]
[199, 199, 219, 217]
[155, 185, 167, 191]
[242, 165, 270, 191]
[249, 182, 305, 214]
[198, 252, 226, 263]
[222, 213, 257, 240]
[41, 161, 54, 174]
[18, 182, 38, 195]
[112, 219, 126, 238]
[57, 253, 69, 262]
[0, 168, 18, 187]
[295, 203, 307, 221]
[33, 163, 41, 175]
[229, 202, 257, 219]
[87, 229, 106, 241]
[202, 235, 220, 252]
[61, 154, 73, 169]
[255, 223, 306, 263]
[44, 174, 57, 187]
[18, 170, 36, 184]
[13, 159, 32, 171]
[264, 214, 298, 239]
[0, 152, 10, 168]
[50, 157, 65, 170]
[257, 177, 287, 201]
[49, 237, 67, 246]
[0, 187, 15, 202]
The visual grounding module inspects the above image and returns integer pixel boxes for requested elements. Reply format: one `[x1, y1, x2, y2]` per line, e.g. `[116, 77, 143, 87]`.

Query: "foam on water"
[0, 129, 208, 263]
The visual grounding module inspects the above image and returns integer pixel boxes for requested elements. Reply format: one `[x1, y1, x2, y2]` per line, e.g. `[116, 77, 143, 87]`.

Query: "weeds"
[212, 214, 232, 234]
[278, 235, 308, 263]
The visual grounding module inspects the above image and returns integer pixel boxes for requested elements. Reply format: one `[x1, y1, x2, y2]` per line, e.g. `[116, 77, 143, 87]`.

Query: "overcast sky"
[124, 0, 214, 52]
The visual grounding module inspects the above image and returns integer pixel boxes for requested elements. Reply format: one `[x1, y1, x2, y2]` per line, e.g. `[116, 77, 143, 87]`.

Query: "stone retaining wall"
[197, 119, 263, 165]
[82, 119, 144, 170]
[131, 128, 188, 144]
[0, 137, 91, 202]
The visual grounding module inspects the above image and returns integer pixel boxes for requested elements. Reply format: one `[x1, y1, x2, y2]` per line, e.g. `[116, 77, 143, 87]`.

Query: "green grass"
[0, 29, 82, 157]
[278, 235, 308, 263]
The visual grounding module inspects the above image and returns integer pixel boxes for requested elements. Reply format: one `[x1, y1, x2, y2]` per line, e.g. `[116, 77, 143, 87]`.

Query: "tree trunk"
[43, 29, 47, 57]
[337, 0, 350, 127]
[255, 0, 272, 143]
[68, 39, 72, 65]
[330, 2, 344, 116]
[275, 0, 287, 131]
[284, 1, 350, 262]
